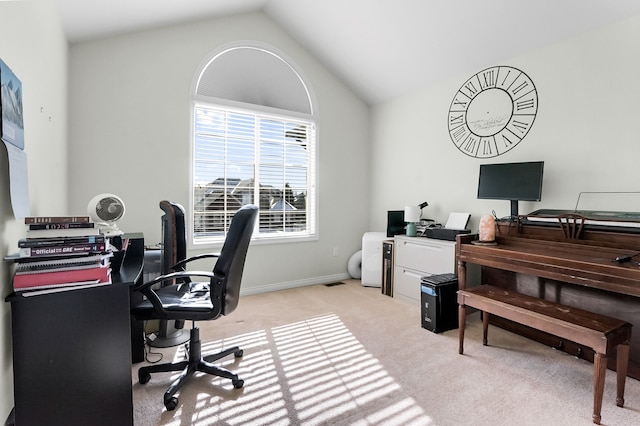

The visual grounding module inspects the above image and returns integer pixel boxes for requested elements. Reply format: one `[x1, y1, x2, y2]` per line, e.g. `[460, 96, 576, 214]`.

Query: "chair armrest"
[170, 252, 220, 271]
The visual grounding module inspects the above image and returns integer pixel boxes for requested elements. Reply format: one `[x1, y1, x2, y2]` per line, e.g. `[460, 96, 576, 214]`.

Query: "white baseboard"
[240, 273, 352, 296]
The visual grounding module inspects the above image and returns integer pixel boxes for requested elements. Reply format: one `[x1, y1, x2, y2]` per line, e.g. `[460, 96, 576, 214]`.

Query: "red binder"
[13, 265, 111, 291]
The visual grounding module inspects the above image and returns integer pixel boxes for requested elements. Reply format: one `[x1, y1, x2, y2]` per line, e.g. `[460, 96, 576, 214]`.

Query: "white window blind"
[192, 103, 316, 243]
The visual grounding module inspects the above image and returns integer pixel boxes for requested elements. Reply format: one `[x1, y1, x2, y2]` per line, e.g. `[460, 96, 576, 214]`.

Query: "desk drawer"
[394, 265, 422, 304]
[395, 237, 455, 272]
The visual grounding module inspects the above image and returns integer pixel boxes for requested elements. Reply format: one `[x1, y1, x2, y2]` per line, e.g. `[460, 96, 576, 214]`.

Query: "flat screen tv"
[477, 161, 544, 219]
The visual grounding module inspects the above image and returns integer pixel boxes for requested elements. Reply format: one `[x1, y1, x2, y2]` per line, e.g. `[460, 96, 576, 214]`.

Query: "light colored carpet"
[132, 280, 640, 426]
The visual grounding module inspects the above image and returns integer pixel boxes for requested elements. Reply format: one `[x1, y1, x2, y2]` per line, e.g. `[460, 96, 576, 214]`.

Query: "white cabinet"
[393, 236, 456, 305]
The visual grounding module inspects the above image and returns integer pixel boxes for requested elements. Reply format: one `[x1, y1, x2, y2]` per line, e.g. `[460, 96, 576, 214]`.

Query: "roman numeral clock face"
[448, 66, 538, 158]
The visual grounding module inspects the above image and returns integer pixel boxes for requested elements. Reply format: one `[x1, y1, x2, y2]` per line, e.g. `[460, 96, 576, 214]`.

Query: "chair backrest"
[214, 204, 258, 316]
[160, 200, 187, 275]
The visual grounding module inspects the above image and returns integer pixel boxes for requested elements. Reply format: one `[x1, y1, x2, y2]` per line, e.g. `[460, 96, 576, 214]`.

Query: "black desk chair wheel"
[131, 204, 258, 411]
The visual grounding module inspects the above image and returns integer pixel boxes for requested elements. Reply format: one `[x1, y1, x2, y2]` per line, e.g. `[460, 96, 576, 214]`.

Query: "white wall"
[0, 0, 68, 419]
[371, 16, 640, 233]
[7, 5, 640, 421]
[68, 12, 371, 294]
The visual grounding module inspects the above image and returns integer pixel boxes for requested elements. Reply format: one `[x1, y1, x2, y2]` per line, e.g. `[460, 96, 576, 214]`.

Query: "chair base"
[146, 324, 190, 348]
[138, 326, 244, 411]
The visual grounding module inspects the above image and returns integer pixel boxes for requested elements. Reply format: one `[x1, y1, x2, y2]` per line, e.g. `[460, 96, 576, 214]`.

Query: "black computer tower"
[420, 274, 458, 333]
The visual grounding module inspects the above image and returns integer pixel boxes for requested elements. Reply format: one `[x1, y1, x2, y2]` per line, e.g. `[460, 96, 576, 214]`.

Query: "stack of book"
[20, 215, 104, 257]
[12, 215, 112, 294]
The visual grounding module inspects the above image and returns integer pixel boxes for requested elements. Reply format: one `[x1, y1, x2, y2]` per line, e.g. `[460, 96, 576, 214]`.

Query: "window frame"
[190, 95, 318, 248]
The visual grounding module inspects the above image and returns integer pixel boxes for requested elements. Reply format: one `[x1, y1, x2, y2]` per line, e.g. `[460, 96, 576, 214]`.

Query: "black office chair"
[132, 204, 258, 411]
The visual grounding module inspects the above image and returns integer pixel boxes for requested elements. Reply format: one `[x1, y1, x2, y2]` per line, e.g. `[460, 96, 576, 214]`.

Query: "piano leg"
[458, 304, 466, 355]
[482, 312, 489, 346]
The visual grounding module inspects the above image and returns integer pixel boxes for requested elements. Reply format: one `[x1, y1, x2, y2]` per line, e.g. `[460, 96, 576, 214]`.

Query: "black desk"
[5, 233, 144, 426]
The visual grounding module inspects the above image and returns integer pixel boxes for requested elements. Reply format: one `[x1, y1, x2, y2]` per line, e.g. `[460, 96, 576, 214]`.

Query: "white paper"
[445, 212, 470, 230]
[3, 140, 30, 218]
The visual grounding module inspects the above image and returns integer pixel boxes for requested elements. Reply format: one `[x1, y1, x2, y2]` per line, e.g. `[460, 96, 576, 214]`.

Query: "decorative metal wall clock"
[448, 65, 538, 158]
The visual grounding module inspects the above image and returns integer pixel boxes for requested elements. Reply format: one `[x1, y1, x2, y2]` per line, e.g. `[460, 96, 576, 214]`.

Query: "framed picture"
[1, 58, 24, 149]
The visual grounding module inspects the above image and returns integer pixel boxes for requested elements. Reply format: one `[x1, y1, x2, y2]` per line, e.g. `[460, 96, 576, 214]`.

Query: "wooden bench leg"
[482, 312, 489, 346]
[458, 304, 466, 354]
[616, 343, 630, 407]
[592, 353, 607, 425]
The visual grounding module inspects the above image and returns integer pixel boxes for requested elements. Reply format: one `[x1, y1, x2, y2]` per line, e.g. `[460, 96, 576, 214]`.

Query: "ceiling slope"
[55, 0, 640, 104]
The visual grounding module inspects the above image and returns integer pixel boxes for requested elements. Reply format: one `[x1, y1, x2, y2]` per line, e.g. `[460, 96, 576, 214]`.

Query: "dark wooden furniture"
[458, 285, 631, 424]
[456, 219, 640, 423]
[5, 233, 144, 426]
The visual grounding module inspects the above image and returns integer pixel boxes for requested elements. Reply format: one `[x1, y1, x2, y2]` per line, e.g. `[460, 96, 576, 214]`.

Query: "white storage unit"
[361, 232, 387, 287]
[393, 235, 456, 305]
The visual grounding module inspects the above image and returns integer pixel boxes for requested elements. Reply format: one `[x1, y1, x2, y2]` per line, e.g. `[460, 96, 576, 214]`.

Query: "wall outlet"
[332, 246, 339, 257]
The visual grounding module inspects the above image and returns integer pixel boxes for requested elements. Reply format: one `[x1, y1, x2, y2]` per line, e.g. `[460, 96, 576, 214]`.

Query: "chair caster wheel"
[234, 349, 243, 358]
[164, 396, 178, 411]
[232, 379, 244, 389]
[139, 372, 151, 384]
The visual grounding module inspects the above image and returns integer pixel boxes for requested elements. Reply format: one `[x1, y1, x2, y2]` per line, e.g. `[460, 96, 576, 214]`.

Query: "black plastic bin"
[420, 273, 459, 333]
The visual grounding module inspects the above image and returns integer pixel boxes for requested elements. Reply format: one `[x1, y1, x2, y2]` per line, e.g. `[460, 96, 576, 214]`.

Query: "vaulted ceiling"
[54, 0, 640, 105]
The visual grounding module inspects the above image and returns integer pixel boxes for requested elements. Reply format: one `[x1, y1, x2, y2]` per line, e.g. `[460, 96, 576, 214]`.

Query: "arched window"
[191, 43, 317, 245]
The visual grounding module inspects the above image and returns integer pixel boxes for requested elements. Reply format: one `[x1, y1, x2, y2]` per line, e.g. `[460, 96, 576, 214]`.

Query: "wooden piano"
[456, 212, 640, 379]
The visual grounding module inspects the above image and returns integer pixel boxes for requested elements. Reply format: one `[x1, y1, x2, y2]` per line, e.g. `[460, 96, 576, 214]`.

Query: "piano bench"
[457, 285, 632, 425]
